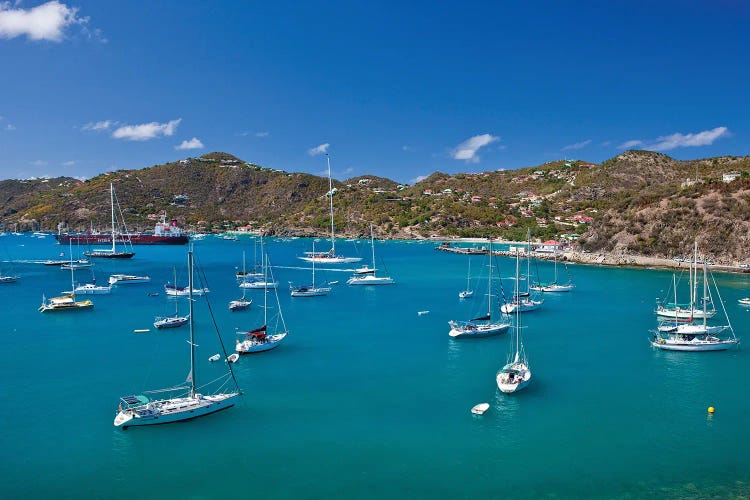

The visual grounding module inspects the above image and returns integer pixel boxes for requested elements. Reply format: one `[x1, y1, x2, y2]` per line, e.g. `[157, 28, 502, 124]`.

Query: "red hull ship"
[55, 217, 189, 245]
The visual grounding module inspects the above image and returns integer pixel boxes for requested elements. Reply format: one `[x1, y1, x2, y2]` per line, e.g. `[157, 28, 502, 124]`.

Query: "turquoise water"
[1, 235, 750, 498]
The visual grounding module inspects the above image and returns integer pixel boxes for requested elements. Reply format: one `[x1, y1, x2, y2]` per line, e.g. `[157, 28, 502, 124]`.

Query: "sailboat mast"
[326, 154, 335, 254]
[370, 225, 376, 271]
[109, 183, 116, 253]
[263, 254, 268, 325]
[312, 241, 316, 287]
[69, 240, 75, 296]
[702, 258, 708, 327]
[692, 240, 698, 316]
[173, 267, 178, 315]
[487, 238, 493, 318]
[187, 250, 196, 397]
[526, 229, 531, 294]
[515, 251, 521, 358]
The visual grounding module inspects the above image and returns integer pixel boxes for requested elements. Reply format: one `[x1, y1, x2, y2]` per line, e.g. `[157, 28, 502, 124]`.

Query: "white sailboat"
[655, 242, 716, 320]
[108, 274, 150, 285]
[85, 183, 135, 259]
[291, 242, 332, 297]
[299, 154, 361, 264]
[448, 239, 511, 338]
[236, 255, 288, 353]
[346, 225, 394, 285]
[501, 229, 543, 313]
[39, 249, 94, 312]
[497, 251, 532, 393]
[154, 268, 190, 329]
[651, 242, 738, 351]
[458, 258, 474, 299]
[229, 251, 253, 311]
[530, 247, 574, 292]
[114, 250, 241, 429]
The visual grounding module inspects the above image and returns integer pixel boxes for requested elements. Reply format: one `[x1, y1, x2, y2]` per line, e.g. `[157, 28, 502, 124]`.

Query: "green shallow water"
[1, 235, 749, 498]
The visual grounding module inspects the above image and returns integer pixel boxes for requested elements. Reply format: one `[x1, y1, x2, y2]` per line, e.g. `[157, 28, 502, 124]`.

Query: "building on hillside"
[536, 240, 565, 253]
[723, 172, 741, 183]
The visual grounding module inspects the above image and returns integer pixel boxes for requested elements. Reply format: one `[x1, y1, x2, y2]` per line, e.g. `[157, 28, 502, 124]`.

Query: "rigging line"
[192, 253, 242, 393]
[710, 272, 736, 339]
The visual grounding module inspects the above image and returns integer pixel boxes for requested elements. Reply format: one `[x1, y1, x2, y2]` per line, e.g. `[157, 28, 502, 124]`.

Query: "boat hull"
[347, 276, 394, 285]
[114, 393, 238, 429]
[236, 333, 287, 353]
[649, 339, 739, 351]
[298, 255, 362, 264]
[448, 323, 510, 338]
[57, 233, 189, 245]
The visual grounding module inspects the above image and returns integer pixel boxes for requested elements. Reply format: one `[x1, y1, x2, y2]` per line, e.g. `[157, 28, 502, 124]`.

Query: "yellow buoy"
[708, 406, 715, 414]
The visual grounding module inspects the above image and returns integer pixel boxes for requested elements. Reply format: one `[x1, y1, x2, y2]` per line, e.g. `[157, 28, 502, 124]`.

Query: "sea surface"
[1, 234, 749, 499]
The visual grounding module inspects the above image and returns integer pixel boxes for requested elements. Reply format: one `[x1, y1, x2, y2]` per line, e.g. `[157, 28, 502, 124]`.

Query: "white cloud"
[562, 139, 592, 151]
[451, 134, 498, 163]
[343, 167, 354, 174]
[402, 145, 414, 152]
[617, 139, 643, 149]
[647, 127, 730, 151]
[175, 137, 204, 150]
[112, 118, 181, 141]
[62, 160, 76, 166]
[308, 143, 330, 156]
[82, 120, 115, 131]
[255, 131, 269, 138]
[617, 127, 730, 151]
[0, 1, 86, 41]
[411, 175, 428, 184]
[30, 160, 48, 166]
[5, 123, 15, 131]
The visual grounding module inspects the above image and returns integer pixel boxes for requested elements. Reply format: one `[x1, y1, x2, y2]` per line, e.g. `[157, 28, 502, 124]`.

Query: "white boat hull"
[650, 338, 739, 351]
[530, 283, 574, 292]
[114, 393, 239, 429]
[290, 287, 331, 297]
[239, 281, 278, 289]
[655, 307, 716, 319]
[448, 322, 510, 338]
[501, 299, 542, 314]
[236, 332, 287, 353]
[496, 364, 532, 393]
[347, 275, 394, 286]
[109, 275, 150, 285]
[299, 255, 362, 264]
[73, 284, 111, 294]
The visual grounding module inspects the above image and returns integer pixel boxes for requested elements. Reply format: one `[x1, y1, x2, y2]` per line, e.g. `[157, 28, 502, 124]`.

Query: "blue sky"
[1, 1, 748, 183]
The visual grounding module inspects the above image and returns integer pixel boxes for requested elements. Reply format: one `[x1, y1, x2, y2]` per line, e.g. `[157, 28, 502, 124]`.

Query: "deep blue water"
[1, 234, 749, 498]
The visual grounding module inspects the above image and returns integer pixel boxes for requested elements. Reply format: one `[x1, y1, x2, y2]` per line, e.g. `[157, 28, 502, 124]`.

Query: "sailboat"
[448, 239, 511, 338]
[458, 258, 474, 299]
[154, 268, 190, 329]
[497, 251, 532, 393]
[501, 229, 543, 313]
[39, 250, 94, 312]
[85, 183, 135, 259]
[239, 242, 279, 289]
[299, 154, 362, 264]
[114, 250, 240, 428]
[229, 251, 252, 311]
[346, 225, 394, 285]
[236, 255, 288, 353]
[0, 242, 19, 283]
[651, 242, 738, 351]
[656, 242, 716, 320]
[530, 246, 574, 292]
[70, 267, 111, 294]
[164, 268, 210, 296]
[291, 242, 332, 297]
[235, 241, 263, 280]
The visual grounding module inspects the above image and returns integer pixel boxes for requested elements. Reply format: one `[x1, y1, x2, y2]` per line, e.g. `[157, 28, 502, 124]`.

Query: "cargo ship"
[55, 215, 189, 246]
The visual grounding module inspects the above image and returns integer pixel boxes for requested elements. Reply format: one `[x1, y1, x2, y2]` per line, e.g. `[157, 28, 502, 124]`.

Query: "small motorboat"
[471, 403, 490, 415]
[226, 353, 240, 363]
[738, 297, 750, 306]
[208, 354, 221, 362]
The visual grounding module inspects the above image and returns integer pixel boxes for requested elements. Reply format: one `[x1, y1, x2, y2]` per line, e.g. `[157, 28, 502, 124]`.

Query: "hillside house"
[723, 172, 741, 183]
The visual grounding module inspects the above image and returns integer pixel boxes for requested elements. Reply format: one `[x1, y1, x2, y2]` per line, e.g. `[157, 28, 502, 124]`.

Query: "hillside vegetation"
[1, 150, 749, 262]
